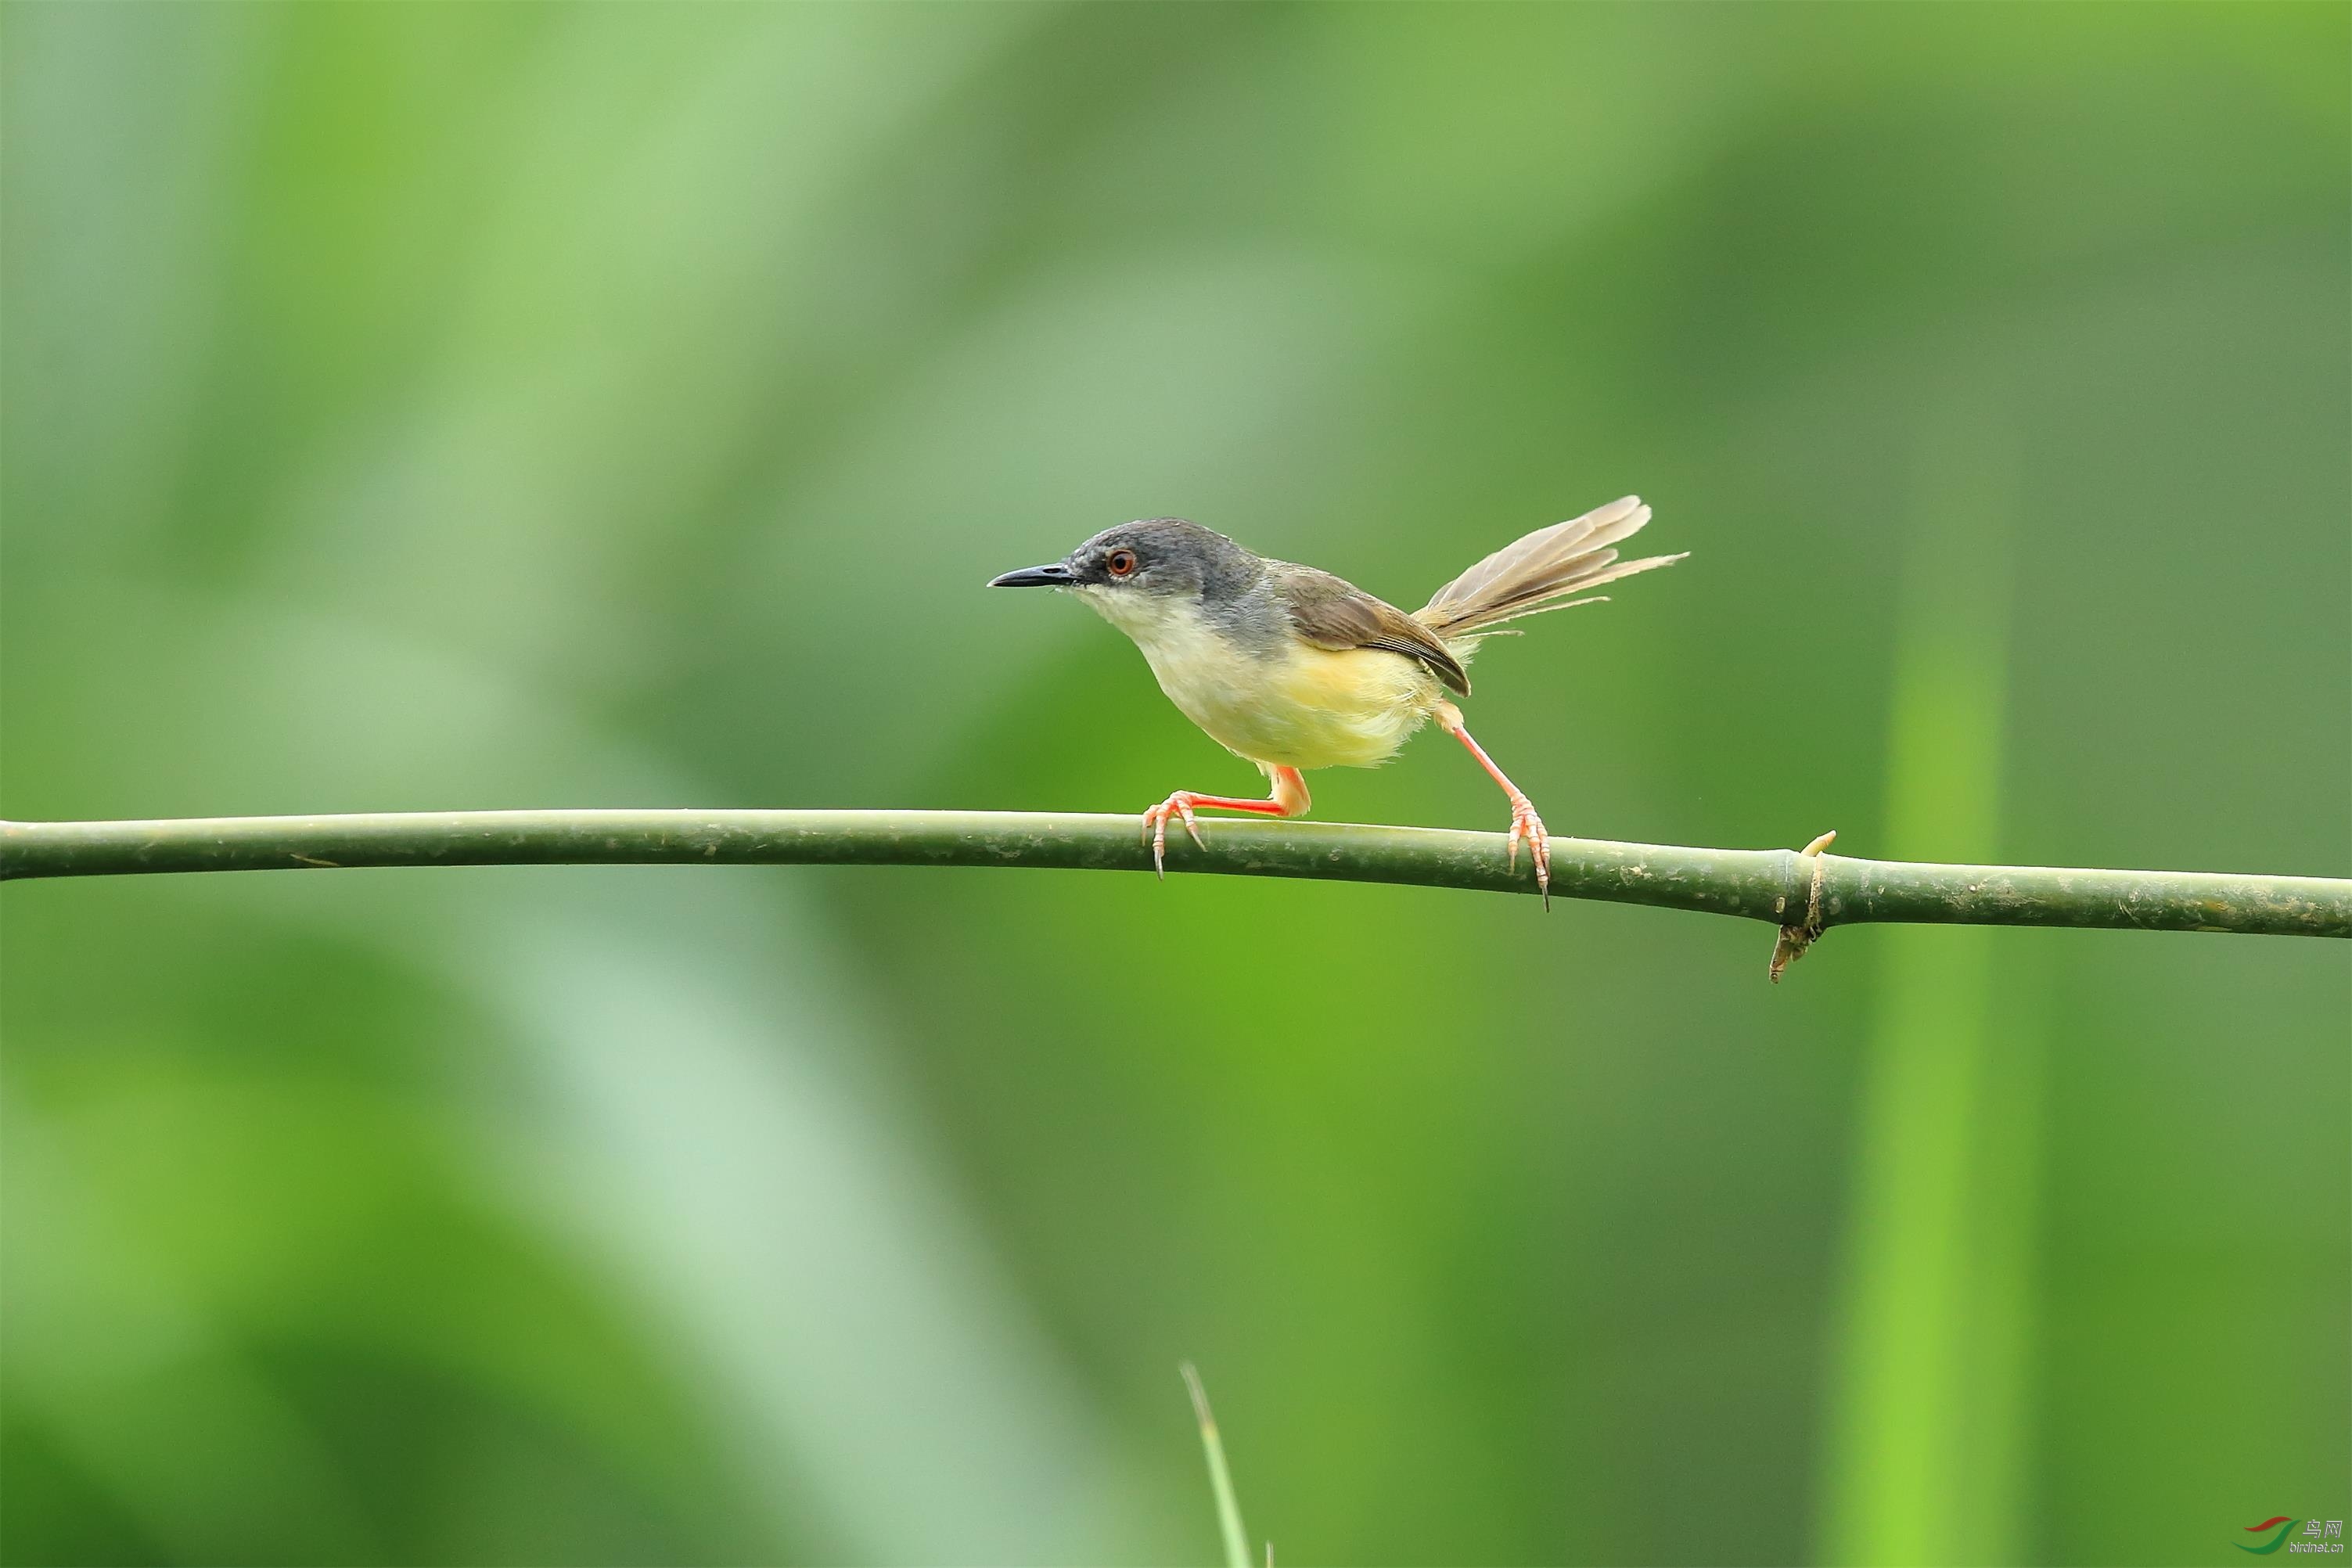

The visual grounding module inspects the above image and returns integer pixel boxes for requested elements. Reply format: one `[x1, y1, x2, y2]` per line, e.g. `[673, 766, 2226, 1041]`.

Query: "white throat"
[1070, 583, 1213, 654]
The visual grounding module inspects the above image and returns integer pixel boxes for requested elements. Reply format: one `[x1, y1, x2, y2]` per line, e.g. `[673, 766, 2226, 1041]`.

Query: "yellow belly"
[1145, 635, 1441, 771]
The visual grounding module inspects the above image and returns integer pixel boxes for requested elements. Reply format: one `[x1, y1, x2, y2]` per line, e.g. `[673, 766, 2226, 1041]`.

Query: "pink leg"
[1142, 766, 1311, 879]
[1433, 702, 1552, 908]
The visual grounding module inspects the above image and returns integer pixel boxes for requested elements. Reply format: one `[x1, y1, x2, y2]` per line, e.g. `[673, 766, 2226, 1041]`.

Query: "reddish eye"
[1106, 549, 1138, 578]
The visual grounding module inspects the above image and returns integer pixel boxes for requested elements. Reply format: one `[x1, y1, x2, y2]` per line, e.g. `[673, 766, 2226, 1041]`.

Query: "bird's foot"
[1505, 793, 1552, 909]
[1140, 792, 1209, 879]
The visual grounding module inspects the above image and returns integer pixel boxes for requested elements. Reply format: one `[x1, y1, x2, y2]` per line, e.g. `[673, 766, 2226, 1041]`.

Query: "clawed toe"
[1141, 793, 1207, 879]
[1506, 797, 1552, 909]
[1135, 777, 1307, 880]
[1437, 717, 1555, 912]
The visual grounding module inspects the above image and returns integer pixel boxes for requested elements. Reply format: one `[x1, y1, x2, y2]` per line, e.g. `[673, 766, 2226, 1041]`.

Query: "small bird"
[989, 497, 1685, 904]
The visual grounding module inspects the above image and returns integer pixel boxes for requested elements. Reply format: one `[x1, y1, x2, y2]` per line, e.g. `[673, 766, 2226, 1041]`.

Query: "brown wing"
[1270, 563, 1472, 696]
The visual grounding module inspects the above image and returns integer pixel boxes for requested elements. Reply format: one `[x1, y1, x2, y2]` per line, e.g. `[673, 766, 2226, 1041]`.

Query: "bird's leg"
[1432, 701, 1552, 908]
[1142, 766, 1311, 879]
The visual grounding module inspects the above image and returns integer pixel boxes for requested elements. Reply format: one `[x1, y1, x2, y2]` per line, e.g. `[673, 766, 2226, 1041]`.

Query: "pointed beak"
[987, 562, 1074, 588]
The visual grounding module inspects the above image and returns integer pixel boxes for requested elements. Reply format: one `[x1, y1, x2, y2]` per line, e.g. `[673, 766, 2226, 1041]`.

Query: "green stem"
[1, 811, 2343, 939]
[1180, 1363, 1251, 1568]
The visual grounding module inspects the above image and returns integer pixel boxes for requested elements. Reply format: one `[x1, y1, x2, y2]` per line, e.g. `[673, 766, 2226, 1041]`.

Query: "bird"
[987, 497, 1685, 904]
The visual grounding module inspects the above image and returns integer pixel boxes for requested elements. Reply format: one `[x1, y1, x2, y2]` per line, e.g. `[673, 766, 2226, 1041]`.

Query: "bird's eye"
[1106, 548, 1138, 578]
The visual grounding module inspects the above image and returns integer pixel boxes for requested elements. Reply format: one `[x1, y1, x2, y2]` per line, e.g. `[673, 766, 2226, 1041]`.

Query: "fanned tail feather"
[1414, 495, 1685, 638]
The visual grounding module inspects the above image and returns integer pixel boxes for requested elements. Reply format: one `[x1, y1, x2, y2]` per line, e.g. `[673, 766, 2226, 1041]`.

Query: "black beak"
[987, 563, 1074, 588]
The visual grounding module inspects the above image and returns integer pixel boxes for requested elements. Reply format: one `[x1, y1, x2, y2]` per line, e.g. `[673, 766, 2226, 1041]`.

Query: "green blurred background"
[4, 4, 2346, 1564]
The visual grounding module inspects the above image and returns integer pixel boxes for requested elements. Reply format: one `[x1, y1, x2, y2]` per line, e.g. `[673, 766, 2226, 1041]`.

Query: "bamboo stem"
[2, 811, 2343, 940]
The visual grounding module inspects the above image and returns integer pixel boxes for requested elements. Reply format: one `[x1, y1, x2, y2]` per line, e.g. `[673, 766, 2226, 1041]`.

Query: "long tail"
[1413, 495, 1685, 638]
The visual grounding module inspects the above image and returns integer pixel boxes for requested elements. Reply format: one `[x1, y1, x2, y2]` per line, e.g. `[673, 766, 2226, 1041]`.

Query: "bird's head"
[988, 519, 1261, 637]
